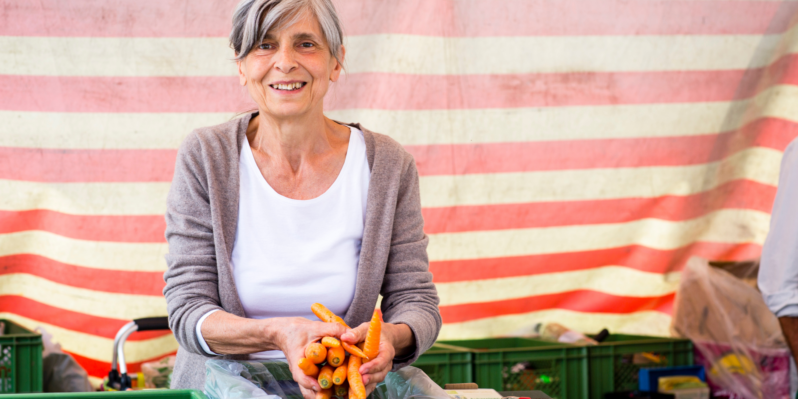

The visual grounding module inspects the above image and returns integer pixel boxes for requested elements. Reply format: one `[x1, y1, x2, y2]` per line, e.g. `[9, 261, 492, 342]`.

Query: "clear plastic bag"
[671, 257, 790, 399]
[204, 359, 449, 399]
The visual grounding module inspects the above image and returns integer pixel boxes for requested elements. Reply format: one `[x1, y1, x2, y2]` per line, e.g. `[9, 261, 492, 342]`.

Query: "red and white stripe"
[2, 0, 797, 385]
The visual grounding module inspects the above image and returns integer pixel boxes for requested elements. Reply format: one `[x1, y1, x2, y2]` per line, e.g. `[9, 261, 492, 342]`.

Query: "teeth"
[273, 83, 303, 90]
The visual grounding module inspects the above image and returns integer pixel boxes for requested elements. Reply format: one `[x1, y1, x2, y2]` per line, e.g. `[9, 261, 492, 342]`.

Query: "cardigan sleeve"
[379, 153, 442, 370]
[162, 132, 225, 357]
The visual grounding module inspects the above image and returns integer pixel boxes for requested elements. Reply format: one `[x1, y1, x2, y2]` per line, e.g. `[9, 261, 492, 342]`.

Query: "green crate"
[438, 338, 588, 399]
[0, 319, 43, 393]
[412, 342, 473, 388]
[586, 334, 693, 398]
[2, 389, 208, 399]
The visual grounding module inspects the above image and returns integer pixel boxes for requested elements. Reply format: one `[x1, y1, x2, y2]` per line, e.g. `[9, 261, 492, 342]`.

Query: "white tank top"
[231, 126, 370, 359]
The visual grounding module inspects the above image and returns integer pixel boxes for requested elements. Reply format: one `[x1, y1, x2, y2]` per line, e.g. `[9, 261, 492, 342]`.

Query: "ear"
[329, 45, 345, 82]
[237, 57, 247, 86]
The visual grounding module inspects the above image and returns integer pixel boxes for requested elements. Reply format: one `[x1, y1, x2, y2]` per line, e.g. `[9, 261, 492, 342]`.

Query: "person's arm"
[759, 139, 798, 357]
[163, 132, 227, 357]
[341, 148, 441, 394]
[779, 317, 798, 361]
[378, 152, 441, 366]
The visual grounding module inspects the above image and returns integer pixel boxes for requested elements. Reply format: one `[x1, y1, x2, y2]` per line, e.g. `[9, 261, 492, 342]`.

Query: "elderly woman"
[162, 0, 441, 396]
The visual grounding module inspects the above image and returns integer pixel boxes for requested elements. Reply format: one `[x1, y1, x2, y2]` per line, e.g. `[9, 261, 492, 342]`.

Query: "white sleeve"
[760, 139, 798, 318]
[195, 309, 221, 355]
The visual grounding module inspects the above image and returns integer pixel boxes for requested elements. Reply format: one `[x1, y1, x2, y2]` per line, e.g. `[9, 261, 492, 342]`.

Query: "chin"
[265, 104, 310, 119]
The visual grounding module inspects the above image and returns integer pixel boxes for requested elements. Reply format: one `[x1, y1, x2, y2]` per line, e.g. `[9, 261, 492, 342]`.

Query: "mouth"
[269, 82, 307, 92]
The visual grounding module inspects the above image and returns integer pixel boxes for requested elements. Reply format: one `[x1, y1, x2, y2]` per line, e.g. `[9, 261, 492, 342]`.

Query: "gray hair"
[230, 0, 344, 65]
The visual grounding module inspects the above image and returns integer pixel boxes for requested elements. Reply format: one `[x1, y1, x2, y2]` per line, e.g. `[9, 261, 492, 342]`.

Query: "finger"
[365, 381, 377, 396]
[340, 322, 369, 343]
[362, 365, 390, 390]
[360, 346, 393, 374]
[292, 366, 320, 391]
[299, 384, 316, 399]
[317, 321, 347, 339]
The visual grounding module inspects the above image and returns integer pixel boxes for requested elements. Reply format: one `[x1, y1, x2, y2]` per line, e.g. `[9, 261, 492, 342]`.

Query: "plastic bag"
[205, 359, 449, 399]
[141, 355, 176, 388]
[671, 257, 790, 399]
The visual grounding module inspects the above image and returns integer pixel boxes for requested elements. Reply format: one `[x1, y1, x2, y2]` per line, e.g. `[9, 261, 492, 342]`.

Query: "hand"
[341, 322, 402, 396]
[273, 317, 346, 399]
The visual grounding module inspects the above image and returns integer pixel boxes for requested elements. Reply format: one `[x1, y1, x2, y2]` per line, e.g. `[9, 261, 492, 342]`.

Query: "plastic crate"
[0, 319, 43, 393]
[2, 389, 208, 399]
[412, 342, 473, 388]
[586, 334, 693, 398]
[438, 338, 589, 399]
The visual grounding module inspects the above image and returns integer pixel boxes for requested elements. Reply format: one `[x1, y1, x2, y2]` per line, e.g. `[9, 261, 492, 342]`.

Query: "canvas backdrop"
[2, 0, 798, 385]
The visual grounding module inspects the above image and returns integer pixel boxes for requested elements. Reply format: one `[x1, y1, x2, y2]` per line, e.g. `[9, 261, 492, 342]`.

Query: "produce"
[334, 384, 348, 398]
[298, 358, 319, 377]
[332, 364, 347, 385]
[305, 343, 327, 364]
[362, 310, 381, 360]
[347, 355, 366, 399]
[318, 365, 334, 389]
[327, 346, 345, 367]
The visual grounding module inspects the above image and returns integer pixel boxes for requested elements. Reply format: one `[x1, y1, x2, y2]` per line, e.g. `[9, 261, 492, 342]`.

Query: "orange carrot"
[322, 336, 341, 348]
[341, 342, 368, 360]
[312, 303, 349, 327]
[305, 342, 328, 364]
[328, 346, 346, 367]
[316, 388, 332, 399]
[333, 364, 348, 385]
[362, 310, 382, 360]
[335, 384, 348, 398]
[318, 365, 335, 389]
[298, 358, 319, 377]
[347, 355, 366, 399]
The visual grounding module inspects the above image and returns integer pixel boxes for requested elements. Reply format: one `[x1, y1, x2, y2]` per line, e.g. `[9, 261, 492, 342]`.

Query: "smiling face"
[237, 9, 344, 120]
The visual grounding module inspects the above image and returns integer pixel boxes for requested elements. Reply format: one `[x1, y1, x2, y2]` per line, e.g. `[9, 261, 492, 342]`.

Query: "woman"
[162, 0, 441, 397]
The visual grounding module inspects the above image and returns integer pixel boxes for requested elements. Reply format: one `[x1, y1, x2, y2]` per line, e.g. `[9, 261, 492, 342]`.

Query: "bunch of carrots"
[298, 303, 382, 399]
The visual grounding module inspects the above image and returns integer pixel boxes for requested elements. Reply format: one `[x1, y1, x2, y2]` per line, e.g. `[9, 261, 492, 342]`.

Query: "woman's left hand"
[341, 322, 402, 395]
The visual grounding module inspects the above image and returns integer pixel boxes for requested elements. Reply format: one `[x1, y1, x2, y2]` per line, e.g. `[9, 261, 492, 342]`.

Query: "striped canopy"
[2, 0, 796, 386]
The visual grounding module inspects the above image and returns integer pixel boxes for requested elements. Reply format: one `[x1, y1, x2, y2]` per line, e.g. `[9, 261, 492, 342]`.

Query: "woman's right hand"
[274, 317, 347, 399]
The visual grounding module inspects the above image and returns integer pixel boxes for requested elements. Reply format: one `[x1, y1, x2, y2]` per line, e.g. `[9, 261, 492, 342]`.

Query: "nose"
[274, 46, 297, 74]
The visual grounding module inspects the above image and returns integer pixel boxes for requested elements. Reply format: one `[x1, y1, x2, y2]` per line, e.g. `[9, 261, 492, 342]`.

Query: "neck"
[248, 108, 338, 173]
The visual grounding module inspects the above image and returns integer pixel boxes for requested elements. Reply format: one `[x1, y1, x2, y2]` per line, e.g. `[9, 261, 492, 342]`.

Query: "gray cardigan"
[163, 113, 442, 390]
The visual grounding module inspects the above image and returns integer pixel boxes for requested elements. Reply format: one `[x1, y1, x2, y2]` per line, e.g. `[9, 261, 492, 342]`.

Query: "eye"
[300, 42, 314, 48]
[258, 42, 275, 50]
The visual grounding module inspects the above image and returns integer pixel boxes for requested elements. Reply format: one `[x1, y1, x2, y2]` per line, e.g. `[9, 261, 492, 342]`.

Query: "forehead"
[265, 8, 325, 40]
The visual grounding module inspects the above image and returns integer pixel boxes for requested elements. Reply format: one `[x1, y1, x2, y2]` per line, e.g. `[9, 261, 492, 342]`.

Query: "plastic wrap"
[205, 359, 449, 399]
[671, 257, 790, 399]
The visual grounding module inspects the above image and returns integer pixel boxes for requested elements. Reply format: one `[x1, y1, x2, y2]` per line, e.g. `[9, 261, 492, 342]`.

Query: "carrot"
[298, 358, 319, 377]
[362, 310, 382, 360]
[341, 342, 368, 360]
[311, 303, 368, 359]
[322, 336, 341, 348]
[305, 342, 328, 364]
[335, 384, 348, 398]
[312, 303, 349, 327]
[328, 346, 346, 367]
[318, 365, 335, 389]
[333, 364, 348, 385]
[347, 355, 366, 399]
[316, 388, 332, 399]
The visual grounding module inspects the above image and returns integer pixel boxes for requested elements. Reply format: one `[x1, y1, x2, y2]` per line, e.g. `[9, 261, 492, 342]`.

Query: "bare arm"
[779, 316, 798, 360]
[202, 311, 346, 399]
[200, 311, 278, 354]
